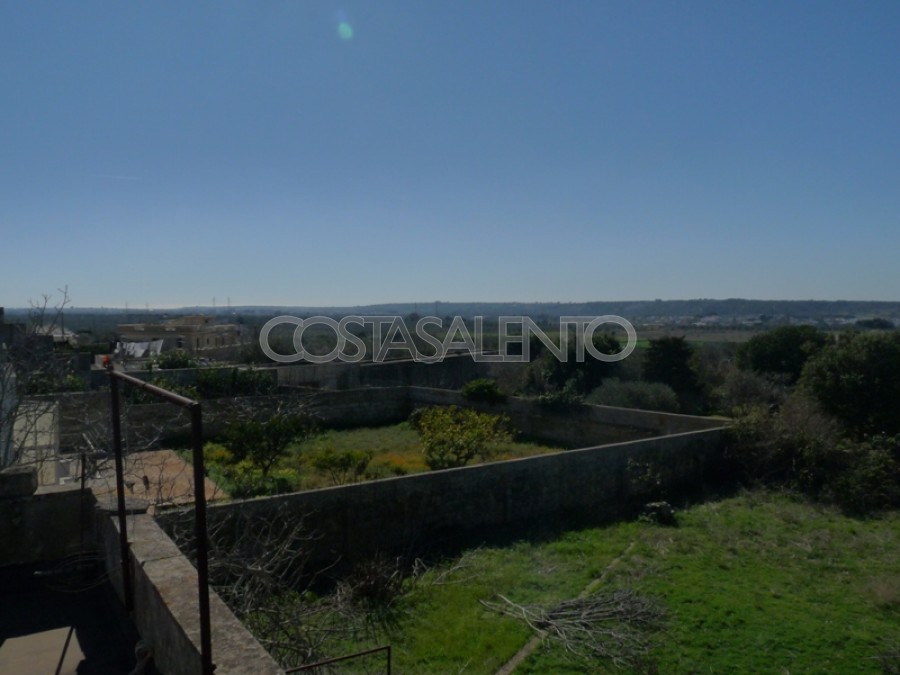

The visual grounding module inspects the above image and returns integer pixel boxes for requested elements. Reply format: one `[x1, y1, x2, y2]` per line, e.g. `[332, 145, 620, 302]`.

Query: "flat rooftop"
[0, 562, 139, 674]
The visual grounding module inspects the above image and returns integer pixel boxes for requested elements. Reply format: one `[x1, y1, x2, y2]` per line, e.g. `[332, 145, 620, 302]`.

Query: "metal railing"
[284, 645, 392, 673]
[107, 365, 215, 675]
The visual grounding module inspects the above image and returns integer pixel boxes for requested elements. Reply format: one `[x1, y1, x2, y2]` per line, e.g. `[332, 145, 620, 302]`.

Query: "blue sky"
[2, 1, 898, 308]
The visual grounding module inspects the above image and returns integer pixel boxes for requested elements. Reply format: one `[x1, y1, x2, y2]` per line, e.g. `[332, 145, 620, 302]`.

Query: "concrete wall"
[0, 469, 283, 674]
[100, 515, 282, 675]
[161, 425, 727, 573]
[56, 385, 724, 453]
[0, 481, 93, 567]
[407, 387, 725, 447]
[277, 353, 485, 390]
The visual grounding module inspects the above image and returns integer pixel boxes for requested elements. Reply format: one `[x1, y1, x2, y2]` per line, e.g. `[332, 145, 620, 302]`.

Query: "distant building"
[117, 315, 242, 354]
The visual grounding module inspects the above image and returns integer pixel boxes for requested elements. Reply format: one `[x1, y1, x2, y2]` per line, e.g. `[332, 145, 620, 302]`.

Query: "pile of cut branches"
[481, 588, 665, 668]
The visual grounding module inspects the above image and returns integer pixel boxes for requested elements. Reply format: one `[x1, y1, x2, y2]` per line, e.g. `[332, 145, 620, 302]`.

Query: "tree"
[737, 325, 829, 385]
[309, 447, 373, 486]
[1, 288, 79, 469]
[460, 378, 507, 404]
[414, 406, 511, 470]
[524, 332, 622, 396]
[225, 414, 317, 477]
[642, 336, 703, 410]
[799, 331, 900, 437]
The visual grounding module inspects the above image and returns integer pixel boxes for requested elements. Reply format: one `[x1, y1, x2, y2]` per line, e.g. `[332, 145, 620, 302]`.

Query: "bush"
[829, 435, 900, 514]
[587, 378, 680, 412]
[415, 406, 512, 470]
[461, 378, 507, 404]
[196, 367, 277, 398]
[225, 414, 318, 477]
[737, 325, 830, 385]
[126, 375, 199, 404]
[521, 332, 622, 396]
[20, 370, 88, 394]
[309, 447, 374, 485]
[154, 350, 198, 369]
[800, 331, 900, 437]
[712, 367, 781, 415]
[726, 396, 900, 514]
[726, 394, 839, 489]
[537, 379, 584, 411]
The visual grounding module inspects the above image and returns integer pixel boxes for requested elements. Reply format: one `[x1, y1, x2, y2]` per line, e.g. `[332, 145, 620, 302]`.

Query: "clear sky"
[1, 1, 898, 309]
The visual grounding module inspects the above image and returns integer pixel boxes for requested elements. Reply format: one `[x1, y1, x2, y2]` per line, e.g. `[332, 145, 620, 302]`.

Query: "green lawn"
[313, 491, 899, 674]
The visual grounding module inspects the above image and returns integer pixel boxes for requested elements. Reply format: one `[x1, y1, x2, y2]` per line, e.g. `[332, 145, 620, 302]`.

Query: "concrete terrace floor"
[88, 448, 226, 514]
[0, 561, 140, 674]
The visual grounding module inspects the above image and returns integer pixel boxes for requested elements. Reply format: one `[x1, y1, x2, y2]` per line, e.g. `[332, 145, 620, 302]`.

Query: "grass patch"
[285, 491, 899, 673]
[258, 422, 563, 493]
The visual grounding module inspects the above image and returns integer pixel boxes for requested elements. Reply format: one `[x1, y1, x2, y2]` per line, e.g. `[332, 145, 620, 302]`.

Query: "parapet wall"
[0, 480, 93, 567]
[100, 515, 282, 675]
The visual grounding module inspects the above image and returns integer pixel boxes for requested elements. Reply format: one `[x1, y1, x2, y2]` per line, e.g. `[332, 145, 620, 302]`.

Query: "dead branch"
[480, 588, 665, 669]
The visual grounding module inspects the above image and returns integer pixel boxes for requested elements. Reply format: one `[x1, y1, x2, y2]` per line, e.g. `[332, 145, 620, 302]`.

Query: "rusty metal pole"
[108, 370, 134, 612]
[190, 403, 214, 675]
[106, 369, 214, 673]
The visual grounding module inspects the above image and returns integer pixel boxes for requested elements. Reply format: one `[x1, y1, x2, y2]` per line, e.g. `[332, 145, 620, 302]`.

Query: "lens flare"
[337, 21, 353, 40]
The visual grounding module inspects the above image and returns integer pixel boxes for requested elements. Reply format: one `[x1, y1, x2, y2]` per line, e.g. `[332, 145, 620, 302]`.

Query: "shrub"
[203, 441, 234, 465]
[737, 325, 830, 385]
[726, 395, 900, 514]
[154, 350, 198, 370]
[416, 405, 512, 470]
[726, 394, 839, 489]
[196, 367, 276, 399]
[829, 435, 900, 514]
[225, 414, 318, 477]
[537, 379, 584, 411]
[215, 461, 298, 498]
[20, 370, 88, 394]
[126, 375, 199, 404]
[800, 331, 900, 437]
[461, 378, 507, 404]
[309, 447, 374, 485]
[712, 367, 781, 415]
[587, 378, 680, 412]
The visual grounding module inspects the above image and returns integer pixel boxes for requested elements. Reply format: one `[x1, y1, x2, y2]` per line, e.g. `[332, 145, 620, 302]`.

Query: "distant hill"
[6, 299, 899, 325]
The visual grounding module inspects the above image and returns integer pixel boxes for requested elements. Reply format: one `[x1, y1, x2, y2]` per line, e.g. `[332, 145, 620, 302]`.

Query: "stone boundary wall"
[160, 425, 727, 572]
[277, 353, 485, 390]
[406, 387, 725, 447]
[55, 385, 723, 452]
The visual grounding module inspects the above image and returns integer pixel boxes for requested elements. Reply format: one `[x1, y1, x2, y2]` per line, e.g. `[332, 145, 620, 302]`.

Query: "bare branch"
[480, 588, 665, 669]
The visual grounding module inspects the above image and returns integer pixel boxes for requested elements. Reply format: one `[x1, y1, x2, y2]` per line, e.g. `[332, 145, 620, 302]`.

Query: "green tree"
[225, 414, 317, 477]
[524, 332, 621, 395]
[415, 406, 512, 470]
[642, 336, 703, 409]
[799, 331, 900, 437]
[309, 447, 374, 485]
[737, 325, 829, 384]
[461, 378, 507, 404]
